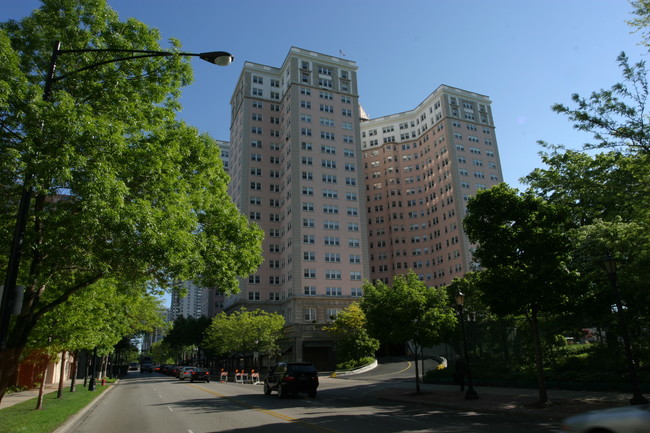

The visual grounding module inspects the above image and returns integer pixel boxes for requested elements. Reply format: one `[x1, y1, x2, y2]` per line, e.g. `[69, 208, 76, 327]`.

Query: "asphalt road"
[65, 366, 560, 433]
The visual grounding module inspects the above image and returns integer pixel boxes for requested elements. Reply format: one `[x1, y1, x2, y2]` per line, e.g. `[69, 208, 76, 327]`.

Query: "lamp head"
[199, 51, 234, 66]
[455, 291, 465, 307]
[602, 253, 617, 275]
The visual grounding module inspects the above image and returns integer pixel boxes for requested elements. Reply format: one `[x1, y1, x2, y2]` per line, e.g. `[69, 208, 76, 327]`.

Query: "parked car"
[558, 404, 650, 432]
[128, 362, 139, 371]
[190, 368, 211, 383]
[178, 366, 196, 380]
[263, 362, 318, 398]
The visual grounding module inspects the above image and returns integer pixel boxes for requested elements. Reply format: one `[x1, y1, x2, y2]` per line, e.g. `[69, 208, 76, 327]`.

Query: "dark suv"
[263, 362, 318, 398]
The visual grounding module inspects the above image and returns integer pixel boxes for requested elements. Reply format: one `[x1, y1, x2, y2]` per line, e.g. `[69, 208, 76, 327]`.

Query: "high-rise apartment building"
[168, 281, 209, 321]
[360, 85, 503, 287]
[225, 48, 369, 368]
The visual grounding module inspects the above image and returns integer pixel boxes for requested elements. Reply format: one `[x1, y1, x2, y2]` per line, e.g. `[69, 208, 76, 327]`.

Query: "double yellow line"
[189, 384, 339, 433]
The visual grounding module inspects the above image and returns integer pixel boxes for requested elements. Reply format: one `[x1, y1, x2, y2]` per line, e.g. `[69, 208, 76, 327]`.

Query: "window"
[324, 252, 341, 262]
[304, 286, 316, 296]
[351, 288, 363, 297]
[249, 275, 260, 284]
[326, 287, 342, 296]
[322, 189, 338, 199]
[324, 236, 340, 246]
[303, 234, 315, 244]
[323, 204, 339, 214]
[303, 202, 314, 211]
[350, 271, 362, 280]
[248, 291, 260, 301]
[302, 186, 314, 196]
[321, 145, 336, 154]
[349, 254, 361, 264]
[323, 220, 339, 230]
[303, 218, 315, 228]
[348, 238, 360, 247]
[321, 131, 335, 140]
[325, 269, 341, 280]
[322, 159, 336, 169]
[304, 308, 316, 321]
[304, 268, 316, 278]
[304, 251, 315, 261]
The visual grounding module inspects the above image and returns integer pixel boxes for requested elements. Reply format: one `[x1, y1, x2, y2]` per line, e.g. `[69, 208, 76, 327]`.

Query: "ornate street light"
[602, 253, 648, 405]
[0, 42, 234, 350]
[455, 291, 479, 400]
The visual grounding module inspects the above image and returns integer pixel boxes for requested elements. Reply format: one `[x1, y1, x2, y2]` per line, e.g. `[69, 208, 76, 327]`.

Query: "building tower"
[360, 85, 503, 287]
[226, 47, 369, 369]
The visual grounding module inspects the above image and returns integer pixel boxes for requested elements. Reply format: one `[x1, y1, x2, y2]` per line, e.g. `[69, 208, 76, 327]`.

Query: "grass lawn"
[0, 383, 113, 433]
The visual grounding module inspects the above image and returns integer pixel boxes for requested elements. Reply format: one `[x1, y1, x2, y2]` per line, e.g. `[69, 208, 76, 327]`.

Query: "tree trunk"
[57, 351, 66, 398]
[36, 359, 48, 410]
[528, 309, 549, 405]
[70, 351, 78, 392]
[413, 345, 421, 394]
[0, 312, 38, 403]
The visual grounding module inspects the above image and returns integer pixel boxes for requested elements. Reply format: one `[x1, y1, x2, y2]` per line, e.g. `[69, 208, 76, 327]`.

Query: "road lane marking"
[188, 384, 340, 433]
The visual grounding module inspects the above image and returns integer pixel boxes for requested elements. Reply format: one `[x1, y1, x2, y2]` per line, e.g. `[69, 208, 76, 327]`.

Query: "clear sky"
[3, 0, 647, 188]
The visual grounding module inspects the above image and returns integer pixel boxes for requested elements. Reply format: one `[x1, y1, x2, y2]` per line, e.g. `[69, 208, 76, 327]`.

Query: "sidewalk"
[374, 382, 632, 421]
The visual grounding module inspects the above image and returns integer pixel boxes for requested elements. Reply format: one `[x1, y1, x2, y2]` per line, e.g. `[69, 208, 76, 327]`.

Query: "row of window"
[300, 235, 361, 247]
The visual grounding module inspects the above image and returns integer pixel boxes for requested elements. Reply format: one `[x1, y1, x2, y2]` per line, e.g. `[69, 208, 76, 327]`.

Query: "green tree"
[0, 0, 263, 402]
[463, 184, 578, 405]
[361, 271, 457, 394]
[203, 309, 285, 362]
[551, 52, 650, 154]
[324, 303, 379, 367]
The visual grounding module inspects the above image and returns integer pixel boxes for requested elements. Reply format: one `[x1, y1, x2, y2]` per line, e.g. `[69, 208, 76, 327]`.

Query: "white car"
[559, 404, 650, 433]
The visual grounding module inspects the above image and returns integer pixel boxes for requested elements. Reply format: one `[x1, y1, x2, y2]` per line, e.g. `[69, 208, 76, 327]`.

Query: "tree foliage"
[203, 309, 285, 358]
[551, 52, 650, 153]
[0, 0, 263, 402]
[163, 315, 211, 351]
[361, 271, 456, 392]
[463, 184, 579, 404]
[324, 303, 379, 366]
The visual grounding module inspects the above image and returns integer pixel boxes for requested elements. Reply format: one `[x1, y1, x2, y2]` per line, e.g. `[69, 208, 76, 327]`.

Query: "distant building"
[360, 85, 503, 286]
[168, 281, 209, 321]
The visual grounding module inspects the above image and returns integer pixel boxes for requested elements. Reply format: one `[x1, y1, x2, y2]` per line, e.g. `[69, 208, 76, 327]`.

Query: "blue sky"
[3, 0, 647, 188]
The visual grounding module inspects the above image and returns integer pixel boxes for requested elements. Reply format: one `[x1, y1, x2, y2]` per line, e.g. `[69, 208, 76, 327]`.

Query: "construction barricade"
[250, 370, 261, 385]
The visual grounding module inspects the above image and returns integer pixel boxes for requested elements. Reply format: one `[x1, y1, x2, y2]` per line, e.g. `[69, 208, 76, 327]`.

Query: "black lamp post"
[602, 254, 648, 405]
[0, 42, 234, 351]
[455, 291, 479, 400]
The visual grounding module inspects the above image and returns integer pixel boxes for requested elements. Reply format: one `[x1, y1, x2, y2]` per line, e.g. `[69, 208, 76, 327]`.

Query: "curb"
[53, 380, 119, 433]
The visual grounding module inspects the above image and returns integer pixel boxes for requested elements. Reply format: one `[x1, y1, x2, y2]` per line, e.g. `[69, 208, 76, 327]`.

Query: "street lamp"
[602, 253, 648, 405]
[0, 41, 234, 351]
[455, 291, 479, 400]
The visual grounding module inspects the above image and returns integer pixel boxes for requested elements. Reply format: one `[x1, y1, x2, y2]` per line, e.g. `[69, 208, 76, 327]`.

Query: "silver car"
[559, 404, 650, 433]
[178, 366, 196, 380]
